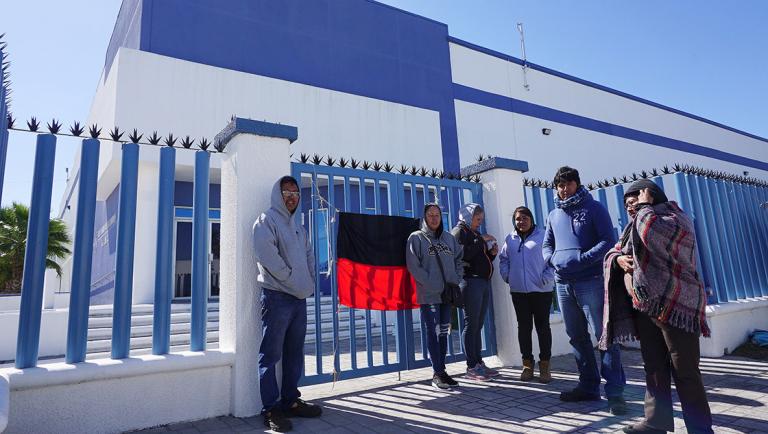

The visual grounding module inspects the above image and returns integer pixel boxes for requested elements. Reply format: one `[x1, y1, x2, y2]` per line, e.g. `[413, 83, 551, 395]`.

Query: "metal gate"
[291, 162, 497, 385]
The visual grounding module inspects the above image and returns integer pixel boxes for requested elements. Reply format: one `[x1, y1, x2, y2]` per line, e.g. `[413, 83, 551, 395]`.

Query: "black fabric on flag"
[336, 213, 420, 266]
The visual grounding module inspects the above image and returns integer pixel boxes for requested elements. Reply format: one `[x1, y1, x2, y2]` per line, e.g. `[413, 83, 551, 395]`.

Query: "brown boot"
[538, 360, 552, 384]
[520, 359, 534, 381]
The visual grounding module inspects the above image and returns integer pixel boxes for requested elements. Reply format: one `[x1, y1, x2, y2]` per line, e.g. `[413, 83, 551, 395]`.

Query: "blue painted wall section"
[106, 0, 461, 172]
[90, 185, 120, 304]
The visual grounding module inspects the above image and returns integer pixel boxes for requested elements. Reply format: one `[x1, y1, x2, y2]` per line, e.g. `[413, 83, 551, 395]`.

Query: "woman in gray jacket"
[499, 206, 555, 383]
[406, 203, 464, 390]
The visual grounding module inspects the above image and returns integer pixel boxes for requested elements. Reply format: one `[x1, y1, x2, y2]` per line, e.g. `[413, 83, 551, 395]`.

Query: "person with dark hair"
[451, 203, 499, 381]
[499, 206, 555, 383]
[542, 166, 627, 415]
[253, 176, 322, 432]
[407, 203, 465, 390]
[600, 180, 713, 434]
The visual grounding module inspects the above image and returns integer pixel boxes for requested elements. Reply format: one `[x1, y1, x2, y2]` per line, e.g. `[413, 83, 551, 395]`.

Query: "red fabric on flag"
[337, 258, 419, 310]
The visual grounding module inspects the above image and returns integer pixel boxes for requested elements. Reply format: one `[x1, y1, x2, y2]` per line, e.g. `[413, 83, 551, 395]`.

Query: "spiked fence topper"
[198, 138, 210, 151]
[163, 133, 176, 147]
[180, 136, 194, 149]
[47, 119, 62, 134]
[88, 124, 101, 139]
[70, 122, 85, 137]
[109, 127, 124, 142]
[129, 129, 142, 144]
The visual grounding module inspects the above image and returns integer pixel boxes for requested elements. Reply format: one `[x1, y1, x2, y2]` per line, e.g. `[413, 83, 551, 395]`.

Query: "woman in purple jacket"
[499, 206, 555, 383]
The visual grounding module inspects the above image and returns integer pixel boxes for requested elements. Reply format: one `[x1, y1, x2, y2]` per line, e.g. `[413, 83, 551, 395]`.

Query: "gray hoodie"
[252, 178, 316, 299]
[406, 207, 464, 305]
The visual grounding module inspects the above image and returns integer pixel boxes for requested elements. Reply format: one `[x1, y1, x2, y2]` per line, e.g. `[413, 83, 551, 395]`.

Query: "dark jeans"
[462, 277, 490, 367]
[556, 278, 626, 398]
[259, 288, 307, 413]
[421, 303, 452, 374]
[511, 291, 553, 362]
[635, 311, 713, 433]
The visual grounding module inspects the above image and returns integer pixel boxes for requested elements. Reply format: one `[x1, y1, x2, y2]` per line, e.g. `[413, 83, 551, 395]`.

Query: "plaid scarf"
[554, 185, 591, 209]
[600, 201, 710, 349]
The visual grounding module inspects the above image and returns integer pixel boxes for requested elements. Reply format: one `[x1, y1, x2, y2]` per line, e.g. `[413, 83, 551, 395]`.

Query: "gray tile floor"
[134, 348, 768, 433]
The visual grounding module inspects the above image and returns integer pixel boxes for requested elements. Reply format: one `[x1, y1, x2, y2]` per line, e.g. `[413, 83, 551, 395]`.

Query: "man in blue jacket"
[542, 166, 627, 415]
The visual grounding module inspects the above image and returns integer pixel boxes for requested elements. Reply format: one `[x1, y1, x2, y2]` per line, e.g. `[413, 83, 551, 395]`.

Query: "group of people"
[252, 166, 714, 434]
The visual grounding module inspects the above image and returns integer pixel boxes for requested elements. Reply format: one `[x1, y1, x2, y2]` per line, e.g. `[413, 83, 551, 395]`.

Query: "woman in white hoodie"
[499, 206, 555, 383]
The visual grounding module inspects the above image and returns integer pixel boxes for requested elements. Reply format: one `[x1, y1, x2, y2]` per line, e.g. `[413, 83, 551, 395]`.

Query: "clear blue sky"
[1, 0, 767, 213]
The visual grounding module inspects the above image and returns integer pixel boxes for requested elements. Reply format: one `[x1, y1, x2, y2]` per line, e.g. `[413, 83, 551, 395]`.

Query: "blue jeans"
[421, 303, 452, 374]
[259, 288, 307, 413]
[556, 278, 626, 398]
[462, 278, 490, 368]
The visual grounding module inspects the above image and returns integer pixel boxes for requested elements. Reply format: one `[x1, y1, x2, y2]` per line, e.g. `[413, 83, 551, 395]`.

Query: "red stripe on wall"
[337, 258, 419, 310]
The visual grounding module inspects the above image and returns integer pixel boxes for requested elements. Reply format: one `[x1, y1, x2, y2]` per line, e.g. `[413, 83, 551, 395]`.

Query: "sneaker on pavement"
[466, 365, 492, 382]
[432, 372, 452, 390]
[264, 409, 293, 432]
[608, 396, 627, 415]
[440, 371, 459, 387]
[479, 361, 500, 377]
[287, 399, 322, 418]
[559, 388, 601, 402]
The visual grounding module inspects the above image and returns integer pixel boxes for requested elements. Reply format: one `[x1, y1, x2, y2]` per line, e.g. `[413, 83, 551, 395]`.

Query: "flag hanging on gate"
[336, 212, 421, 310]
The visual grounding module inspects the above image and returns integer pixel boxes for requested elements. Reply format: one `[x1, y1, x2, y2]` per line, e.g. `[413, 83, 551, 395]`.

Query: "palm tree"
[0, 202, 71, 294]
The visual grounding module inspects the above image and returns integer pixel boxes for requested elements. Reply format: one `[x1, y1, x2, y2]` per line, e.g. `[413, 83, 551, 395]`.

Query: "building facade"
[48, 0, 768, 307]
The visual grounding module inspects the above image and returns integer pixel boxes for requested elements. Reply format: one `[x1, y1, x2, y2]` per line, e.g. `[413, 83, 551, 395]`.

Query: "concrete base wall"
[1, 351, 233, 434]
[701, 297, 768, 357]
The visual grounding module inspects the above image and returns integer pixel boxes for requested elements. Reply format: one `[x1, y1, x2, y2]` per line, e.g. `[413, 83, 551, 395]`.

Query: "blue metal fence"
[291, 162, 496, 385]
[524, 170, 768, 305]
[5, 121, 216, 367]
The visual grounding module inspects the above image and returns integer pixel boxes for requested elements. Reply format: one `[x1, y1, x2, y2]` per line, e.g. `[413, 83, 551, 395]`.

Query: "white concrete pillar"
[217, 118, 298, 417]
[462, 157, 529, 367]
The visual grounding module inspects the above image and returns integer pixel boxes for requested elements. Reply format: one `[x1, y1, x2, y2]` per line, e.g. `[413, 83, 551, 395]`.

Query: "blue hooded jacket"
[499, 226, 554, 293]
[542, 186, 616, 282]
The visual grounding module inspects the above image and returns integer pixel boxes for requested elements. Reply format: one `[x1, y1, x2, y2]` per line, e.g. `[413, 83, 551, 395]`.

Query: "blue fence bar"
[15, 134, 57, 369]
[715, 179, 746, 299]
[65, 139, 100, 363]
[190, 150, 210, 351]
[0, 83, 8, 205]
[732, 181, 757, 298]
[111, 143, 140, 359]
[696, 176, 729, 302]
[673, 173, 707, 299]
[746, 184, 768, 296]
[153, 146, 176, 354]
[686, 174, 718, 303]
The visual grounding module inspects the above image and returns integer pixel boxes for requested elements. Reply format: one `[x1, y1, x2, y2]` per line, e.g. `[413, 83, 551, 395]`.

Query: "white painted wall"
[450, 42, 768, 179]
[1, 351, 233, 434]
[110, 48, 443, 169]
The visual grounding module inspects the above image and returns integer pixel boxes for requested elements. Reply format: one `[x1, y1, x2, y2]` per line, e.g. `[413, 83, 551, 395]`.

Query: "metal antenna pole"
[517, 22, 530, 91]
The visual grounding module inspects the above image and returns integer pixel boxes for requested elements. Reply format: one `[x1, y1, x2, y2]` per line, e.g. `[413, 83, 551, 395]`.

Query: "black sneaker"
[622, 423, 665, 433]
[264, 409, 293, 432]
[608, 396, 627, 415]
[287, 399, 322, 418]
[440, 372, 459, 387]
[559, 388, 601, 402]
[432, 373, 452, 390]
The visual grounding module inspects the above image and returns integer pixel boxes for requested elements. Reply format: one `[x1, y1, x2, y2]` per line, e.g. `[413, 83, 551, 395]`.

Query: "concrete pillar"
[461, 157, 529, 367]
[217, 118, 298, 417]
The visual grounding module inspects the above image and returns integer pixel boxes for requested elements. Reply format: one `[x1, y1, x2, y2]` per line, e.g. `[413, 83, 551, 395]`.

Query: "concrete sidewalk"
[135, 348, 768, 433]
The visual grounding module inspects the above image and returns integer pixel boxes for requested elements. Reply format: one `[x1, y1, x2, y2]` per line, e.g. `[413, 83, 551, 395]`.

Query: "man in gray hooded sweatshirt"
[253, 175, 321, 432]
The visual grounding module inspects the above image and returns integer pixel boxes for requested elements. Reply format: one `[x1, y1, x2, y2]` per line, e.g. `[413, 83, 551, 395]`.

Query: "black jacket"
[451, 222, 496, 280]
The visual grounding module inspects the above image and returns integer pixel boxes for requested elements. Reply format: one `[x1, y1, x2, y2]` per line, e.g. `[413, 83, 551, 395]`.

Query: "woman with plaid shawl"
[600, 179, 713, 434]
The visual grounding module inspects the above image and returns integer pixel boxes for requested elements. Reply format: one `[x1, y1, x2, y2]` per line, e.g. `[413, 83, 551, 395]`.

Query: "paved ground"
[134, 347, 768, 433]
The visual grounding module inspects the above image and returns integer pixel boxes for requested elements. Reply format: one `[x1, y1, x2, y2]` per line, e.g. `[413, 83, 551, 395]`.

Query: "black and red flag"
[336, 212, 421, 310]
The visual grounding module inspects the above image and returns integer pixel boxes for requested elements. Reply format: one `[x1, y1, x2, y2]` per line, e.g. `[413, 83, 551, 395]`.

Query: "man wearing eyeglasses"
[253, 175, 322, 432]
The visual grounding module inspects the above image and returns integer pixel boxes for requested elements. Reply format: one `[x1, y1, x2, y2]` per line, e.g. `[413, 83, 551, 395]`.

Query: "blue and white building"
[49, 0, 767, 317]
